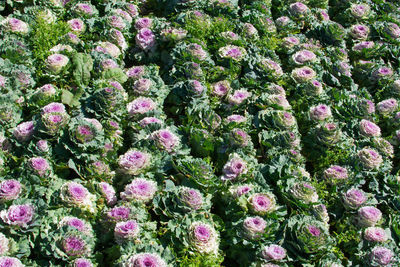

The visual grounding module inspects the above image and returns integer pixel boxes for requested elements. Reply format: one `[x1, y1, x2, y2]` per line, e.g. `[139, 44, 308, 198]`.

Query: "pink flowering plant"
[61, 116, 105, 160]
[152, 180, 212, 220]
[284, 215, 333, 261]
[163, 213, 224, 266]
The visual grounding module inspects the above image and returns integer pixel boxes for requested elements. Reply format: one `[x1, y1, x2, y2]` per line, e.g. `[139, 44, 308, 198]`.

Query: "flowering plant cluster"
[1, 0, 400, 266]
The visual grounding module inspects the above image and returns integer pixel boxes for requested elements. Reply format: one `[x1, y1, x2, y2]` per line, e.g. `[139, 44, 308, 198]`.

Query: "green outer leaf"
[101, 68, 128, 84]
[72, 53, 93, 87]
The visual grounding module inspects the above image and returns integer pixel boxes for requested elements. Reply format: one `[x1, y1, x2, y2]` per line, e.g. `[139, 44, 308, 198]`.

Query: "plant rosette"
[85, 80, 128, 121]
[304, 122, 352, 153]
[159, 26, 187, 46]
[43, 53, 71, 82]
[287, 48, 322, 68]
[117, 242, 175, 267]
[221, 182, 259, 203]
[126, 97, 163, 121]
[219, 89, 253, 115]
[259, 129, 302, 151]
[98, 203, 150, 247]
[127, 73, 169, 104]
[143, 127, 187, 156]
[128, 114, 166, 138]
[164, 213, 224, 266]
[38, 209, 96, 259]
[350, 41, 383, 61]
[277, 178, 321, 210]
[252, 56, 285, 84]
[119, 176, 159, 205]
[36, 103, 71, 137]
[127, 119, 175, 148]
[170, 42, 214, 67]
[331, 92, 376, 123]
[319, 165, 355, 188]
[10, 120, 36, 146]
[164, 80, 207, 117]
[254, 92, 292, 111]
[125, 65, 170, 103]
[357, 226, 394, 251]
[116, 149, 155, 177]
[275, 15, 302, 34]
[0, 199, 42, 242]
[101, 11, 132, 36]
[61, 116, 105, 161]
[284, 215, 333, 261]
[218, 152, 257, 184]
[127, 26, 163, 63]
[216, 30, 243, 48]
[21, 156, 54, 185]
[184, 98, 222, 133]
[222, 184, 287, 220]
[26, 139, 53, 157]
[113, 219, 157, 247]
[374, 21, 400, 44]
[52, 181, 97, 216]
[216, 128, 256, 158]
[339, 187, 378, 214]
[352, 244, 399, 267]
[367, 65, 396, 89]
[91, 48, 123, 72]
[217, 45, 247, 74]
[340, 3, 375, 25]
[183, 126, 217, 158]
[371, 138, 394, 159]
[375, 98, 399, 119]
[152, 180, 212, 220]
[39, 226, 96, 262]
[221, 113, 253, 132]
[172, 157, 221, 194]
[255, 109, 298, 132]
[292, 79, 329, 100]
[245, 192, 286, 218]
[69, 2, 99, 19]
[0, 178, 27, 205]
[351, 147, 392, 178]
[224, 215, 282, 266]
[253, 242, 292, 267]
[91, 41, 123, 62]
[103, 27, 130, 53]
[241, 10, 276, 36]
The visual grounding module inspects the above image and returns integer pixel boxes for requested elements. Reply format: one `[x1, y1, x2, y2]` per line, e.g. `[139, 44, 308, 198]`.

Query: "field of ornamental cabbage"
[1, 0, 400, 266]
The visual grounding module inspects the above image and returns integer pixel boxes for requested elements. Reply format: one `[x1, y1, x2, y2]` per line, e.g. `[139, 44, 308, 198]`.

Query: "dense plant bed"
[1, 0, 400, 266]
